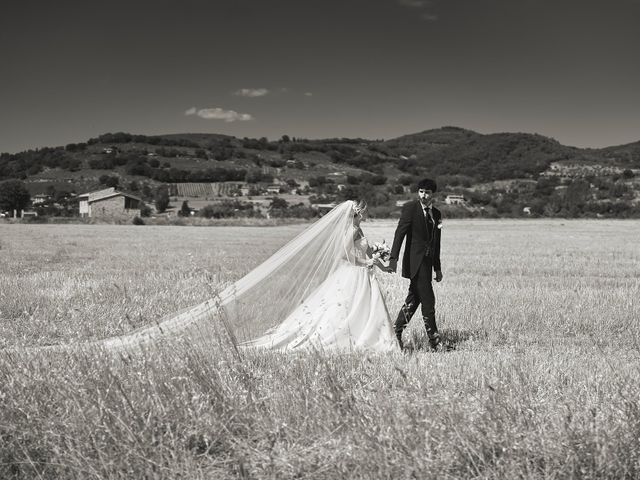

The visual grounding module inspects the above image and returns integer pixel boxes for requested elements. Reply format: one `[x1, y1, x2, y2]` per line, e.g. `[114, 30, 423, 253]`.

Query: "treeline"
[85, 153, 246, 183]
[87, 132, 201, 148]
[178, 198, 318, 220]
[527, 176, 640, 218]
[308, 173, 388, 188]
[0, 147, 82, 180]
[446, 174, 640, 218]
[92, 133, 242, 161]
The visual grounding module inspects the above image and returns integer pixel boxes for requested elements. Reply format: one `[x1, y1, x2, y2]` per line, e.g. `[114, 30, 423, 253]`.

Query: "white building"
[445, 194, 466, 205]
[32, 194, 51, 205]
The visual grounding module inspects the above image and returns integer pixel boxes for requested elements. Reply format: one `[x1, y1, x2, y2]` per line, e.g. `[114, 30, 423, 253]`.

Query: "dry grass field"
[1, 219, 640, 479]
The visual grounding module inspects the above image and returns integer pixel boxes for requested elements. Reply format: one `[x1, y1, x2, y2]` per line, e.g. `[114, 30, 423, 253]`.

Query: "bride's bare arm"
[343, 227, 372, 267]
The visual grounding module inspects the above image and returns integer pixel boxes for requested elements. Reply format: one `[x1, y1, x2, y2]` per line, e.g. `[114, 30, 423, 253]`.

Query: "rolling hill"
[1, 127, 639, 218]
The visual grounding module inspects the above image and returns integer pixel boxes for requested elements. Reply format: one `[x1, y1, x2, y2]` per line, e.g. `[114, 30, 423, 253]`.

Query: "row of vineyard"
[169, 182, 244, 197]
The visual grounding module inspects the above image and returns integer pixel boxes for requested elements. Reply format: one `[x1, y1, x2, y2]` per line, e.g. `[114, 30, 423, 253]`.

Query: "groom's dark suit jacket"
[390, 199, 442, 279]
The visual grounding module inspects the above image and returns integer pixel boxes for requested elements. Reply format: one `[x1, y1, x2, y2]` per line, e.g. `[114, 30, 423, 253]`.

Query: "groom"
[389, 178, 443, 351]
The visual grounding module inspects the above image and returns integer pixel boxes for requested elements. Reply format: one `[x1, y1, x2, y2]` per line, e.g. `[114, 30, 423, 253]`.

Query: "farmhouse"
[78, 187, 142, 219]
[444, 194, 466, 205]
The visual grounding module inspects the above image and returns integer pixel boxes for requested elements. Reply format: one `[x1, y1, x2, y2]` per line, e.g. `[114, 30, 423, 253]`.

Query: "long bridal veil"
[95, 200, 360, 351]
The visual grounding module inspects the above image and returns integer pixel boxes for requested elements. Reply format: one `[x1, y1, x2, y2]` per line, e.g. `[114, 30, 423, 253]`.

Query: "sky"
[1, 0, 639, 153]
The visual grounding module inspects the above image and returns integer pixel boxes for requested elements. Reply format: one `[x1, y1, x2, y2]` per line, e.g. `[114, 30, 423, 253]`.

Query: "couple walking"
[241, 177, 444, 353]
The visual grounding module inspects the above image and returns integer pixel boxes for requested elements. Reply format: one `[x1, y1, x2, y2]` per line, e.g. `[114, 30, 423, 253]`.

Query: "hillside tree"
[179, 200, 191, 217]
[154, 185, 170, 213]
[0, 179, 31, 213]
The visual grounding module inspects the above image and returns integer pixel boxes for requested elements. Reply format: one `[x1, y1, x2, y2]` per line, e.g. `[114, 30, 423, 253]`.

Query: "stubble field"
[1, 219, 639, 479]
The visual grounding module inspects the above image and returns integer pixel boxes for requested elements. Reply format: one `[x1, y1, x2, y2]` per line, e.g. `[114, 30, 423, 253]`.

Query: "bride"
[93, 200, 397, 353]
[240, 200, 396, 351]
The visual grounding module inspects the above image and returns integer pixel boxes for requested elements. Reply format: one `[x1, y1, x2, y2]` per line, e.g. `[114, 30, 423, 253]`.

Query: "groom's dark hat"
[417, 178, 437, 192]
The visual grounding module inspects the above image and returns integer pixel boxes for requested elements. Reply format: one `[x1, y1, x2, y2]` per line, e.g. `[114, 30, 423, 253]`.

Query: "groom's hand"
[434, 270, 443, 282]
[388, 258, 397, 273]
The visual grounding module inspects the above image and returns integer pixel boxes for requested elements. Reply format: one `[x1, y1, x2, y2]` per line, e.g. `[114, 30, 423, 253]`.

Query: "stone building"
[78, 187, 142, 219]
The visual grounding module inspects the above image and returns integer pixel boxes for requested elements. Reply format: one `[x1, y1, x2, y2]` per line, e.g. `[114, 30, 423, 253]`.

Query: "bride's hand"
[373, 258, 393, 273]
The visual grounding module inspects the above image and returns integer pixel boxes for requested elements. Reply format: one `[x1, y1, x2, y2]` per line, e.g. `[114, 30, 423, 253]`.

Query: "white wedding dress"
[240, 229, 396, 352]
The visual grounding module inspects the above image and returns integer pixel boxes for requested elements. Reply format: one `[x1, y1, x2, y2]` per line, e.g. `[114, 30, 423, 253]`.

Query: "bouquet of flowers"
[371, 240, 391, 261]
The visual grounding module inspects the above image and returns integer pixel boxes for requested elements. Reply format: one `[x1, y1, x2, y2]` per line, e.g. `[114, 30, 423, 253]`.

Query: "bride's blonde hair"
[353, 199, 367, 216]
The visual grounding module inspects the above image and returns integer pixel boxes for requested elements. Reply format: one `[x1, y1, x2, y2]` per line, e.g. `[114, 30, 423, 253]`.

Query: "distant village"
[3, 167, 470, 221]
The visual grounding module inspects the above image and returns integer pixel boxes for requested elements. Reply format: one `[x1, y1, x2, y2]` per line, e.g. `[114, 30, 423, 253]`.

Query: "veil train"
[15, 201, 395, 354]
[91, 201, 360, 351]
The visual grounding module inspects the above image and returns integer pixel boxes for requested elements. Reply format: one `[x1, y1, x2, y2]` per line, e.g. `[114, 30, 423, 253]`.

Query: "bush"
[139, 203, 152, 217]
[99, 175, 119, 188]
[132, 216, 145, 225]
[179, 201, 192, 217]
[268, 200, 318, 219]
[398, 175, 413, 186]
[200, 201, 257, 219]
[24, 215, 49, 223]
[360, 173, 387, 185]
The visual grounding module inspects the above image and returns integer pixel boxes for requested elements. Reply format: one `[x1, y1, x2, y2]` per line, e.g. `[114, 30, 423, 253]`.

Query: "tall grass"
[1, 220, 639, 478]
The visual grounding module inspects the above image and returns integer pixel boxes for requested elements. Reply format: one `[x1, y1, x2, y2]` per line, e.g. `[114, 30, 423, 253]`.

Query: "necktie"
[423, 207, 433, 225]
[423, 206, 433, 237]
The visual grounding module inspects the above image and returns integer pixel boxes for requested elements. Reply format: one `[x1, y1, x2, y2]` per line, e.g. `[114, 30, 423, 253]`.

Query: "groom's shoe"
[427, 331, 442, 352]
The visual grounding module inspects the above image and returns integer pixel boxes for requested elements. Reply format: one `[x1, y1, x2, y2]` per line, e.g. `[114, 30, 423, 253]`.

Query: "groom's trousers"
[394, 256, 437, 344]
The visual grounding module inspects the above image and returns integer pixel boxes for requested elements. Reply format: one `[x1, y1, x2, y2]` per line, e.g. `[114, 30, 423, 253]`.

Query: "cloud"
[185, 107, 253, 122]
[304, 92, 313, 97]
[234, 88, 269, 97]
